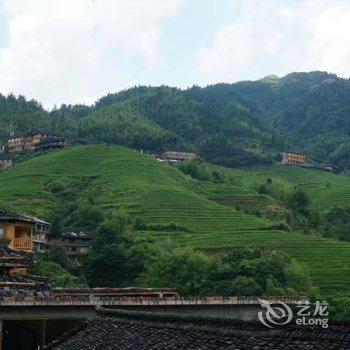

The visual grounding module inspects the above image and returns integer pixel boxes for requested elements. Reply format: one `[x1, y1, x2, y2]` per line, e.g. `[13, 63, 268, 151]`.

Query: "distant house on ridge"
[156, 151, 198, 164]
[281, 152, 308, 166]
[8, 130, 68, 153]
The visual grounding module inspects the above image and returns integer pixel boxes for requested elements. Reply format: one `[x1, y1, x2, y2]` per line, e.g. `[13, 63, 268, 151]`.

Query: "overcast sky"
[0, 0, 350, 108]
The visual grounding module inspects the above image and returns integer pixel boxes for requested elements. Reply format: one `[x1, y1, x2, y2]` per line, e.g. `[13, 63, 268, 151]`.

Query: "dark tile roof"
[61, 228, 92, 238]
[23, 130, 61, 138]
[47, 315, 350, 350]
[0, 274, 51, 297]
[0, 238, 51, 297]
[0, 209, 35, 223]
[0, 238, 34, 268]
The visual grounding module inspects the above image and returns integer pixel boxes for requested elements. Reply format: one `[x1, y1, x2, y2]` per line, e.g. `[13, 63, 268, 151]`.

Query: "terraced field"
[1, 146, 350, 298]
[255, 166, 350, 210]
[136, 230, 350, 298]
[216, 165, 350, 211]
[0, 145, 268, 231]
[139, 187, 266, 232]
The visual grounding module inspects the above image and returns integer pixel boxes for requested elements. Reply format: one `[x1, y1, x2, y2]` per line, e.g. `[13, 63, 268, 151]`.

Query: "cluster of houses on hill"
[0, 209, 91, 261]
[7, 130, 68, 153]
[150, 149, 342, 174]
[281, 151, 339, 173]
[0, 131, 68, 172]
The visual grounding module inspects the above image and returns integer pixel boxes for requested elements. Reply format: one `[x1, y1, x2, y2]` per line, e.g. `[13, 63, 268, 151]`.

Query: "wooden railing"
[10, 268, 27, 275]
[13, 237, 33, 250]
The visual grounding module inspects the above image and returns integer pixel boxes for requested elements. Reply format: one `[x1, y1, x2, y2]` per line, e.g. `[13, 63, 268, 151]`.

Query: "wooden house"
[0, 210, 51, 253]
[8, 130, 66, 153]
[48, 227, 92, 259]
[8, 136, 28, 152]
[34, 136, 68, 152]
[0, 159, 12, 171]
[156, 151, 198, 164]
[33, 217, 52, 253]
[61, 228, 92, 258]
[25, 131, 58, 150]
[0, 210, 35, 252]
[282, 152, 307, 166]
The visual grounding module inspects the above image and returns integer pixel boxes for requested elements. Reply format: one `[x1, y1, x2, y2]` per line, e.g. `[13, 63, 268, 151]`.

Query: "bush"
[177, 159, 213, 182]
[288, 189, 311, 214]
[31, 259, 86, 288]
[133, 244, 315, 298]
[329, 297, 350, 322]
[231, 276, 262, 296]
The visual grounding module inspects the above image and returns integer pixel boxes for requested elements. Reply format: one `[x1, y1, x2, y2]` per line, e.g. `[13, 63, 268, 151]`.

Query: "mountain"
[1, 145, 350, 298]
[0, 145, 269, 230]
[1, 71, 350, 168]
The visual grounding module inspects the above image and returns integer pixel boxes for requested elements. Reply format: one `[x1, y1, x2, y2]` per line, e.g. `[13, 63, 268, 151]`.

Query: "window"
[0, 228, 3, 237]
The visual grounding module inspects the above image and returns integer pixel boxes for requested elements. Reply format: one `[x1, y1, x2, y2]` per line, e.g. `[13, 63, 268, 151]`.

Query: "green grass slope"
[213, 164, 350, 211]
[1, 146, 350, 298]
[256, 165, 350, 210]
[137, 230, 350, 298]
[0, 145, 268, 232]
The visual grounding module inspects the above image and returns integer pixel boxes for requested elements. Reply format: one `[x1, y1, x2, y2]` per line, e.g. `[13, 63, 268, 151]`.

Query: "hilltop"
[0, 145, 268, 231]
[1, 145, 350, 298]
[2, 71, 350, 168]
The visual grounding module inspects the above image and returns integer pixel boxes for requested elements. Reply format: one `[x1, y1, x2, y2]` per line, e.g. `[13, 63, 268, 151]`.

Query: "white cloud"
[0, 0, 183, 107]
[196, 0, 350, 84]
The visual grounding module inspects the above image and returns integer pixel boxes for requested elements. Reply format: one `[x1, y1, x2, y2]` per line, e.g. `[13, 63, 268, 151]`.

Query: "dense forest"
[1, 71, 350, 168]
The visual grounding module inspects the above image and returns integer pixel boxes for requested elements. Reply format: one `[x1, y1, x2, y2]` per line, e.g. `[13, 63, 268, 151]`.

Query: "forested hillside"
[1, 71, 350, 168]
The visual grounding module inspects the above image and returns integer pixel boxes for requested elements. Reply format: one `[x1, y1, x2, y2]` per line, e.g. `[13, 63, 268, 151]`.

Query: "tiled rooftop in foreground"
[45, 310, 350, 350]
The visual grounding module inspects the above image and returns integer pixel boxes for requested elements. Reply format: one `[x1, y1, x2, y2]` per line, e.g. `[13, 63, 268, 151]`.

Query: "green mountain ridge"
[1, 70, 350, 168]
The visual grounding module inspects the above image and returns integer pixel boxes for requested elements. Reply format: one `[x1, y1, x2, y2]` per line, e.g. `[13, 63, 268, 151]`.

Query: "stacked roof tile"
[0, 238, 34, 269]
[0, 237, 51, 297]
[46, 313, 350, 350]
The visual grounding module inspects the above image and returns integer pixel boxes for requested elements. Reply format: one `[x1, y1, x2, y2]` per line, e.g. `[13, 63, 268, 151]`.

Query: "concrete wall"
[104, 304, 263, 322]
[0, 306, 96, 320]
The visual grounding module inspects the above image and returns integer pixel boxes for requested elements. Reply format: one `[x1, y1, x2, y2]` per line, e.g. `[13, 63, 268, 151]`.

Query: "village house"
[324, 164, 340, 174]
[8, 130, 67, 153]
[281, 152, 308, 166]
[48, 227, 92, 259]
[0, 209, 52, 255]
[33, 217, 52, 253]
[0, 237, 51, 296]
[0, 209, 91, 261]
[156, 151, 198, 164]
[61, 228, 92, 258]
[0, 210, 35, 252]
[8, 135, 28, 152]
[0, 159, 12, 171]
[34, 136, 68, 152]
[0, 143, 5, 154]
[26, 131, 61, 150]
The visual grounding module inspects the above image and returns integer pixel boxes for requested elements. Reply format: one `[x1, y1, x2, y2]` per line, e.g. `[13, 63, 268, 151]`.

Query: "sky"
[0, 0, 350, 108]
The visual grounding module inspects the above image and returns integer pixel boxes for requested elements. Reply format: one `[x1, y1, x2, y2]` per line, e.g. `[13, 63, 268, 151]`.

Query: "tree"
[31, 258, 85, 288]
[138, 243, 216, 296]
[82, 210, 133, 287]
[283, 259, 313, 294]
[288, 189, 311, 214]
[231, 276, 262, 296]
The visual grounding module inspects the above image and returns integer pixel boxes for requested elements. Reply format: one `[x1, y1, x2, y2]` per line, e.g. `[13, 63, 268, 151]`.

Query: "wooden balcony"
[10, 268, 27, 275]
[13, 237, 33, 251]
